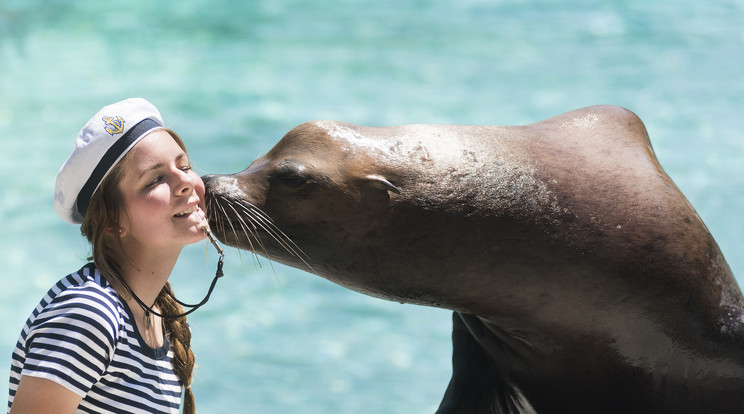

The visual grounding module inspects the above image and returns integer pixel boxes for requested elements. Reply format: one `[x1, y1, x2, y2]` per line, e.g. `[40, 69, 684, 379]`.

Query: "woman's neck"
[118, 251, 180, 305]
[115, 245, 182, 347]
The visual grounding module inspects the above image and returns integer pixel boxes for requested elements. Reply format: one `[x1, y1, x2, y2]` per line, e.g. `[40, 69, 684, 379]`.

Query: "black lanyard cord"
[120, 225, 226, 321]
[124, 253, 225, 320]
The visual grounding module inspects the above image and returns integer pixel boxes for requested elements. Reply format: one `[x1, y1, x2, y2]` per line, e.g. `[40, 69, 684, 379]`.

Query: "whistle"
[201, 223, 224, 256]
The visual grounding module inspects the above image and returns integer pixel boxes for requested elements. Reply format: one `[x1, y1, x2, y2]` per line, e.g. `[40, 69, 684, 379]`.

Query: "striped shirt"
[7, 263, 182, 413]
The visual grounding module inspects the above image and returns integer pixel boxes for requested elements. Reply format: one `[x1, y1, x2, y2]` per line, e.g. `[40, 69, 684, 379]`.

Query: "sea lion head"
[203, 121, 409, 294]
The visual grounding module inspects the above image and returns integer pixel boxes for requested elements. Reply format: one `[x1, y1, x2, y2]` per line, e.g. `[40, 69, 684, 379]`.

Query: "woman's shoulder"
[49, 264, 121, 307]
[12, 265, 131, 400]
[59, 263, 118, 295]
[30, 263, 126, 340]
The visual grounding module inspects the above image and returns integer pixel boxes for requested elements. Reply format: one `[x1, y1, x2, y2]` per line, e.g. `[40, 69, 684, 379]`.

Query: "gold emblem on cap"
[102, 115, 125, 136]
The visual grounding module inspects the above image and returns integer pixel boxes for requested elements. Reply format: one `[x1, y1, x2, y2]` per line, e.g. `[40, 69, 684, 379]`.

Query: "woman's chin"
[186, 227, 209, 245]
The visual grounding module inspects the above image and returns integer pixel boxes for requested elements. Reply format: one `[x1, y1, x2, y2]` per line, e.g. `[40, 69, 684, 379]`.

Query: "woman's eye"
[145, 176, 163, 188]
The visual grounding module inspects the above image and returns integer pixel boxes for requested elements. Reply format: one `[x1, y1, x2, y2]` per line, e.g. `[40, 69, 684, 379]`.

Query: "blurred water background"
[1, 0, 742, 412]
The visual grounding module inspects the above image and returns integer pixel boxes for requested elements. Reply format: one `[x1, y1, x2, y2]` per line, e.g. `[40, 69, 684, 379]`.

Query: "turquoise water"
[1, 0, 743, 412]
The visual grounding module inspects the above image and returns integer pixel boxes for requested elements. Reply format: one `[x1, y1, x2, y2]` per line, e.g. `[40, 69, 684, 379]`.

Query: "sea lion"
[202, 105, 744, 413]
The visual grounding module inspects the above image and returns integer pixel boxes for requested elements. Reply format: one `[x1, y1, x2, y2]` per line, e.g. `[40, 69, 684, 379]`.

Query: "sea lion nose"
[201, 174, 218, 186]
[201, 174, 225, 193]
[201, 174, 243, 198]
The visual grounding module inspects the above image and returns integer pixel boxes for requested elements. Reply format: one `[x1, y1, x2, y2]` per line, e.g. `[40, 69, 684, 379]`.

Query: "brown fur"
[204, 106, 744, 413]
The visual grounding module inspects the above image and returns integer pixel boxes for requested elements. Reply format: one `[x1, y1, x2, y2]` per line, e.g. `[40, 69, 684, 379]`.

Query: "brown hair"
[80, 128, 196, 413]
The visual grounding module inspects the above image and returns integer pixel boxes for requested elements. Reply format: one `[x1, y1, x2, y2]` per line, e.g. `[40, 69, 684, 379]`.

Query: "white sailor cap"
[54, 98, 164, 224]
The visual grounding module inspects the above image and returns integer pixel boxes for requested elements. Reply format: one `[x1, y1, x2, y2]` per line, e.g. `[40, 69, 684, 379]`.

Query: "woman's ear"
[105, 226, 127, 238]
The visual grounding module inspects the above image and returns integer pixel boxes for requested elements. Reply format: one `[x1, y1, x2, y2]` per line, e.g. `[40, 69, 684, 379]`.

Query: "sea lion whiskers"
[233, 200, 306, 257]
[209, 192, 314, 273]
[206, 194, 230, 238]
[204, 196, 226, 243]
[231, 199, 314, 272]
[208, 194, 265, 267]
[208, 196, 240, 247]
[222, 197, 269, 260]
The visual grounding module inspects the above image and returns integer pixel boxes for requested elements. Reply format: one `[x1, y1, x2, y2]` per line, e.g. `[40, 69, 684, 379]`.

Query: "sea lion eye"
[273, 161, 310, 188]
[277, 174, 307, 188]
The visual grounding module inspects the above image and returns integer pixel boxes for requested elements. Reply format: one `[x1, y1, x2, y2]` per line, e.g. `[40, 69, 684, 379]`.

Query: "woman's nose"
[174, 169, 193, 195]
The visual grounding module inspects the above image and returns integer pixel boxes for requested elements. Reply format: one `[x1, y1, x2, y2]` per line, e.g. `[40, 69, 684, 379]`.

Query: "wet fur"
[203, 106, 744, 413]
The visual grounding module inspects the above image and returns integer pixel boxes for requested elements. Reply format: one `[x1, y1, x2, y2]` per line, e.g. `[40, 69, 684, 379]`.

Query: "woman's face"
[117, 130, 207, 252]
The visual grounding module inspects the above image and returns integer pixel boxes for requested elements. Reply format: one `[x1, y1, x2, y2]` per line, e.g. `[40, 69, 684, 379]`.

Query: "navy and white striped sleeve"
[20, 284, 119, 397]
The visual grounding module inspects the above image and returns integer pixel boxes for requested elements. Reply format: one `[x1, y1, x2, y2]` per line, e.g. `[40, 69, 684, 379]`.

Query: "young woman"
[8, 98, 214, 413]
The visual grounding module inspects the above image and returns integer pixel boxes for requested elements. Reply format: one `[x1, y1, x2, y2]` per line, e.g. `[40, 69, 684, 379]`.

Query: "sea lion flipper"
[436, 312, 537, 414]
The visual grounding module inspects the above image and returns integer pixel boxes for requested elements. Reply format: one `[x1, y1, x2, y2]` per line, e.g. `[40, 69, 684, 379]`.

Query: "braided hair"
[80, 128, 196, 413]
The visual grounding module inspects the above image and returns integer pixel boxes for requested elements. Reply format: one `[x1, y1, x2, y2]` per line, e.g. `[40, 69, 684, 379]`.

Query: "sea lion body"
[204, 106, 744, 413]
